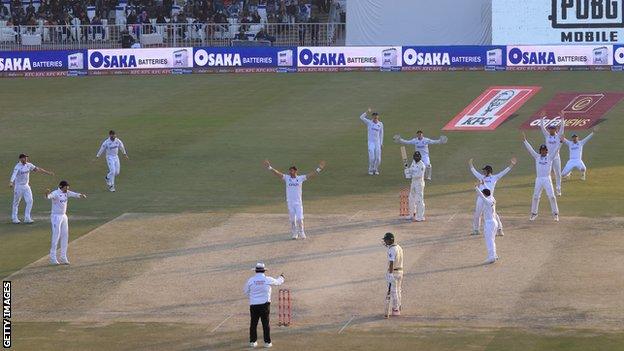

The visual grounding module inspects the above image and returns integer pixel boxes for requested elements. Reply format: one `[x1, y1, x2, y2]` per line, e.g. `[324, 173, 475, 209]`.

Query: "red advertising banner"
[443, 86, 541, 131]
[519, 92, 624, 130]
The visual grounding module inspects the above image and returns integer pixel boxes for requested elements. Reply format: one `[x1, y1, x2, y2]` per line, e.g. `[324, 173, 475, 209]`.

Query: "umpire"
[243, 262, 285, 348]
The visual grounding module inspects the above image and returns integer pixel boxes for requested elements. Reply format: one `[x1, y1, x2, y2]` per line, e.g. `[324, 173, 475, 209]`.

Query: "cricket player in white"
[9, 153, 54, 224]
[45, 181, 86, 265]
[383, 232, 403, 317]
[95, 130, 128, 192]
[540, 115, 565, 196]
[522, 132, 563, 221]
[359, 108, 383, 175]
[469, 157, 516, 236]
[474, 183, 498, 264]
[404, 151, 426, 221]
[562, 128, 596, 180]
[394, 130, 447, 180]
[264, 159, 326, 239]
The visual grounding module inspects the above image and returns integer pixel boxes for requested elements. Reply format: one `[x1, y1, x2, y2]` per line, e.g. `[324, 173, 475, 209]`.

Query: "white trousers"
[106, 155, 121, 186]
[367, 142, 382, 172]
[408, 182, 425, 221]
[390, 271, 403, 310]
[483, 219, 498, 260]
[473, 195, 503, 231]
[552, 155, 562, 190]
[421, 153, 432, 179]
[50, 214, 69, 260]
[531, 176, 559, 215]
[12, 184, 33, 221]
[562, 158, 586, 176]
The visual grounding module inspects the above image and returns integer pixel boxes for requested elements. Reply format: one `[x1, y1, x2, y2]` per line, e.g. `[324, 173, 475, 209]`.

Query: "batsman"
[382, 232, 403, 318]
[404, 151, 426, 221]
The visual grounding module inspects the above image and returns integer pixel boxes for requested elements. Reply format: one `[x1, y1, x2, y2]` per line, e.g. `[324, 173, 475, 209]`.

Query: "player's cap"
[382, 232, 395, 243]
[254, 262, 266, 272]
[18, 153, 28, 159]
[59, 180, 70, 188]
[571, 134, 578, 137]
[539, 144, 548, 150]
[482, 165, 493, 172]
[416, 130, 423, 134]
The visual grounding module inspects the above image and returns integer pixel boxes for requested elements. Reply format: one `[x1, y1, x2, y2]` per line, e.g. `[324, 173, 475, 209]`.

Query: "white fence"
[0, 22, 346, 50]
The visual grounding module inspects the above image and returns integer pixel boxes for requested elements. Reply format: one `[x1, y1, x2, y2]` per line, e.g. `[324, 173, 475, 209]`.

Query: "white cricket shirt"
[10, 162, 36, 186]
[97, 138, 126, 158]
[47, 189, 82, 215]
[283, 174, 307, 204]
[243, 273, 284, 305]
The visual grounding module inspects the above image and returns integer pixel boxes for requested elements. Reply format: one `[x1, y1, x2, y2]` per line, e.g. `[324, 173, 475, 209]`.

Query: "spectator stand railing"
[0, 22, 346, 50]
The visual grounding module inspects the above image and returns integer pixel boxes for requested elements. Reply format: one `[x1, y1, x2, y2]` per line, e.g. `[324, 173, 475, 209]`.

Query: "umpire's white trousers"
[562, 158, 586, 176]
[531, 176, 559, 215]
[367, 142, 381, 172]
[12, 184, 33, 221]
[50, 214, 69, 261]
[391, 271, 403, 310]
[409, 181, 425, 221]
[552, 154, 562, 190]
[483, 219, 498, 260]
[473, 195, 503, 232]
[106, 155, 121, 186]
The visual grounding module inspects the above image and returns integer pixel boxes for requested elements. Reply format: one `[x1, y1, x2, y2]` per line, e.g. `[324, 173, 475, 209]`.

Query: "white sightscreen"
[346, 0, 492, 46]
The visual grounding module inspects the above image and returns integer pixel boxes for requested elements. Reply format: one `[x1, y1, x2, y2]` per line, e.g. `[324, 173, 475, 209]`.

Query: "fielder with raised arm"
[264, 159, 326, 239]
[404, 151, 426, 222]
[9, 153, 54, 224]
[382, 232, 403, 317]
[394, 131, 447, 180]
[45, 180, 86, 265]
[359, 108, 384, 175]
[95, 130, 129, 192]
[540, 114, 565, 195]
[474, 182, 499, 264]
[469, 157, 516, 236]
[562, 128, 596, 180]
[522, 132, 563, 221]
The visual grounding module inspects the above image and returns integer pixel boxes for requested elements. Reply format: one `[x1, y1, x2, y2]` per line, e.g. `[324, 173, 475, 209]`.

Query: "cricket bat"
[400, 146, 408, 168]
[384, 283, 392, 318]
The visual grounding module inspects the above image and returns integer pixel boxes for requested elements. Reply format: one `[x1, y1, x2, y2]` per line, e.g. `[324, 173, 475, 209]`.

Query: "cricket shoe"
[374, 170, 380, 175]
[391, 309, 401, 316]
[299, 232, 307, 240]
[24, 218, 34, 224]
[109, 185, 115, 192]
[368, 171, 374, 176]
[484, 257, 496, 265]
[556, 188, 562, 196]
[291, 232, 297, 240]
[59, 258, 70, 265]
[529, 213, 538, 221]
[264, 343, 273, 348]
[12, 219, 20, 224]
[249, 342, 257, 348]
[470, 230, 480, 236]
[553, 214, 559, 222]
[581, 173, 586, 181]
[49, 258, 60, 265]
[496, 229, 504, 237]
[414, 218, 425, 222]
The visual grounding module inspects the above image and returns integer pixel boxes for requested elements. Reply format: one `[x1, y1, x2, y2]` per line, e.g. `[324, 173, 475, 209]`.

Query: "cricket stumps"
[278, 289, 291, 326]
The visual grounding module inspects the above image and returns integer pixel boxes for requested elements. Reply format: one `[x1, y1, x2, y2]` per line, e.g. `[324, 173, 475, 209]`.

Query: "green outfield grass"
[1, 72, 623, 350]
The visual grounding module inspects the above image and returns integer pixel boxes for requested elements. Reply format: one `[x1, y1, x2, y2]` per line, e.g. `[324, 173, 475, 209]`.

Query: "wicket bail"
[278, 289, 291, 326]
